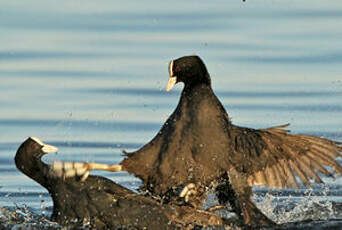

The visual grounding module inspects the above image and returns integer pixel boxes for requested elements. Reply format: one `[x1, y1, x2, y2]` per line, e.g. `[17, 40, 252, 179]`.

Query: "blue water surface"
[1, 0, 342, 227]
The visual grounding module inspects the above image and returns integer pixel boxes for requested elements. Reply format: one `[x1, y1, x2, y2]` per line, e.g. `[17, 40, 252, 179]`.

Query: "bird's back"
[122, 85, 234, 194]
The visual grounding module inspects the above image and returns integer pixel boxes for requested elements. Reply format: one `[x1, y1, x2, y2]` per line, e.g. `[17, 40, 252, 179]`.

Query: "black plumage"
[121, 55, 342, 227]
[51, 55, 342, 228]
[14, 137, 223, 229]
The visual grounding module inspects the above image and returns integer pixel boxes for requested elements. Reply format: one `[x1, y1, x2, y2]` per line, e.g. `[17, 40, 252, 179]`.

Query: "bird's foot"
[206, 205, 226, 212]
[50, 161, 122, 181]
[50, 161, 90, 181]
[180, 183, 197, 202]
[179, 183, 205, 209]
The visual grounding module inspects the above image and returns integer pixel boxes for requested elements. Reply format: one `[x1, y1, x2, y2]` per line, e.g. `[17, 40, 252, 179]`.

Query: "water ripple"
[49, 141, 141, 149]
[79, 87, 342, 98]
[0, 192, 50, 198]
[0, 51, 109, 60]
[232, 53, 342, 64]
[0, 119, 161, 131]
[0, 70, 116, 78]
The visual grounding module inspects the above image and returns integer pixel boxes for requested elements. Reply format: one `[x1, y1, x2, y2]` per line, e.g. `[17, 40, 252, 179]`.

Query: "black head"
[18, 137, 58, 158]
[166, 55, 211, 91]
[15, 137, 58, 173]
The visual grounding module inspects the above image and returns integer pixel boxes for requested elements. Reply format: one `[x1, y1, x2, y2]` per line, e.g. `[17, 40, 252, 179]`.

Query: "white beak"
[166, 76, 177, 92]
[30, 136, 59, 153]
[41, 144, 59, 153]
[166, 60, 177, 91]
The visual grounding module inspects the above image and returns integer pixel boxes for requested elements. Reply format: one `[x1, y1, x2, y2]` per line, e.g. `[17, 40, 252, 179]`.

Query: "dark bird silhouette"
[52, 56, 342, 227]
[15, 137, 223, 229]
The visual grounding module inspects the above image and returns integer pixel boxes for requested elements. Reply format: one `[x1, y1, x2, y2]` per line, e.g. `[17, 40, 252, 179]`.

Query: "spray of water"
[255, 186, 336, 224]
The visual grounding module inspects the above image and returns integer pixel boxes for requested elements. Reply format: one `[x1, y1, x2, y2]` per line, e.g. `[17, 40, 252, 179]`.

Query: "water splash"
[0, 205, 60, 230]
[255, 186, 336, 224]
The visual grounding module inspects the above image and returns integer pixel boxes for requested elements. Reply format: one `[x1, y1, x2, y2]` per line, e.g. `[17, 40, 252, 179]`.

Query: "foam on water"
[1, 188, 342, 229]
[0, 206, 59, 230]
[256, 189, 336, 224]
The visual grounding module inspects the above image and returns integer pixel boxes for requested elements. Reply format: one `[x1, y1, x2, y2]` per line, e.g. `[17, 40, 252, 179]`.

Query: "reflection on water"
[1, 0, 342, 228]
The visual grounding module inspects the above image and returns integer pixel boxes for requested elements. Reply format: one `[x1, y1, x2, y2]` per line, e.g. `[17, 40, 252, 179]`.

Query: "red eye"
[174, 66, 181, 72]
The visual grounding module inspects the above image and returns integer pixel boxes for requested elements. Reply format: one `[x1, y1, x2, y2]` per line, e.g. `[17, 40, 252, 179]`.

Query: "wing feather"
[298, 155, 324, 184]
[282, 160, 299, 188]
[304, 154, 333, 177]
[282, 142, 324, 184]
[310, 149, 342, 173]
[265, 165, 277, 188]
[254, 170, 267, 186]
[238, 124, 341, 189]
[289, 160, 311, 187]
[273, 163, 286, 188]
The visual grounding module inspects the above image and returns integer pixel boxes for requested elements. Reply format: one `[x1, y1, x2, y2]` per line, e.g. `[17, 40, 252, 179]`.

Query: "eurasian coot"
[15, 137, 223, 229]
[52, 56, 342, 227]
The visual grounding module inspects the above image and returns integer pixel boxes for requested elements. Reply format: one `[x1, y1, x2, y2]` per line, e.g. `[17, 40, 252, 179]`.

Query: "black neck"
[183, 73, 211, 92]
[15, 142, 50, 188]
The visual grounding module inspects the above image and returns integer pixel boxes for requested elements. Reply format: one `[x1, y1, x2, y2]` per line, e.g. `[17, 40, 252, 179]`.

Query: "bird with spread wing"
[51, 56, 342, 227]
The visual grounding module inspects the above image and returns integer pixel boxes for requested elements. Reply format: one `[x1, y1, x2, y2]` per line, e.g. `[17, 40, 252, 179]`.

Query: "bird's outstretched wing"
[229, 123, 342, 189]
